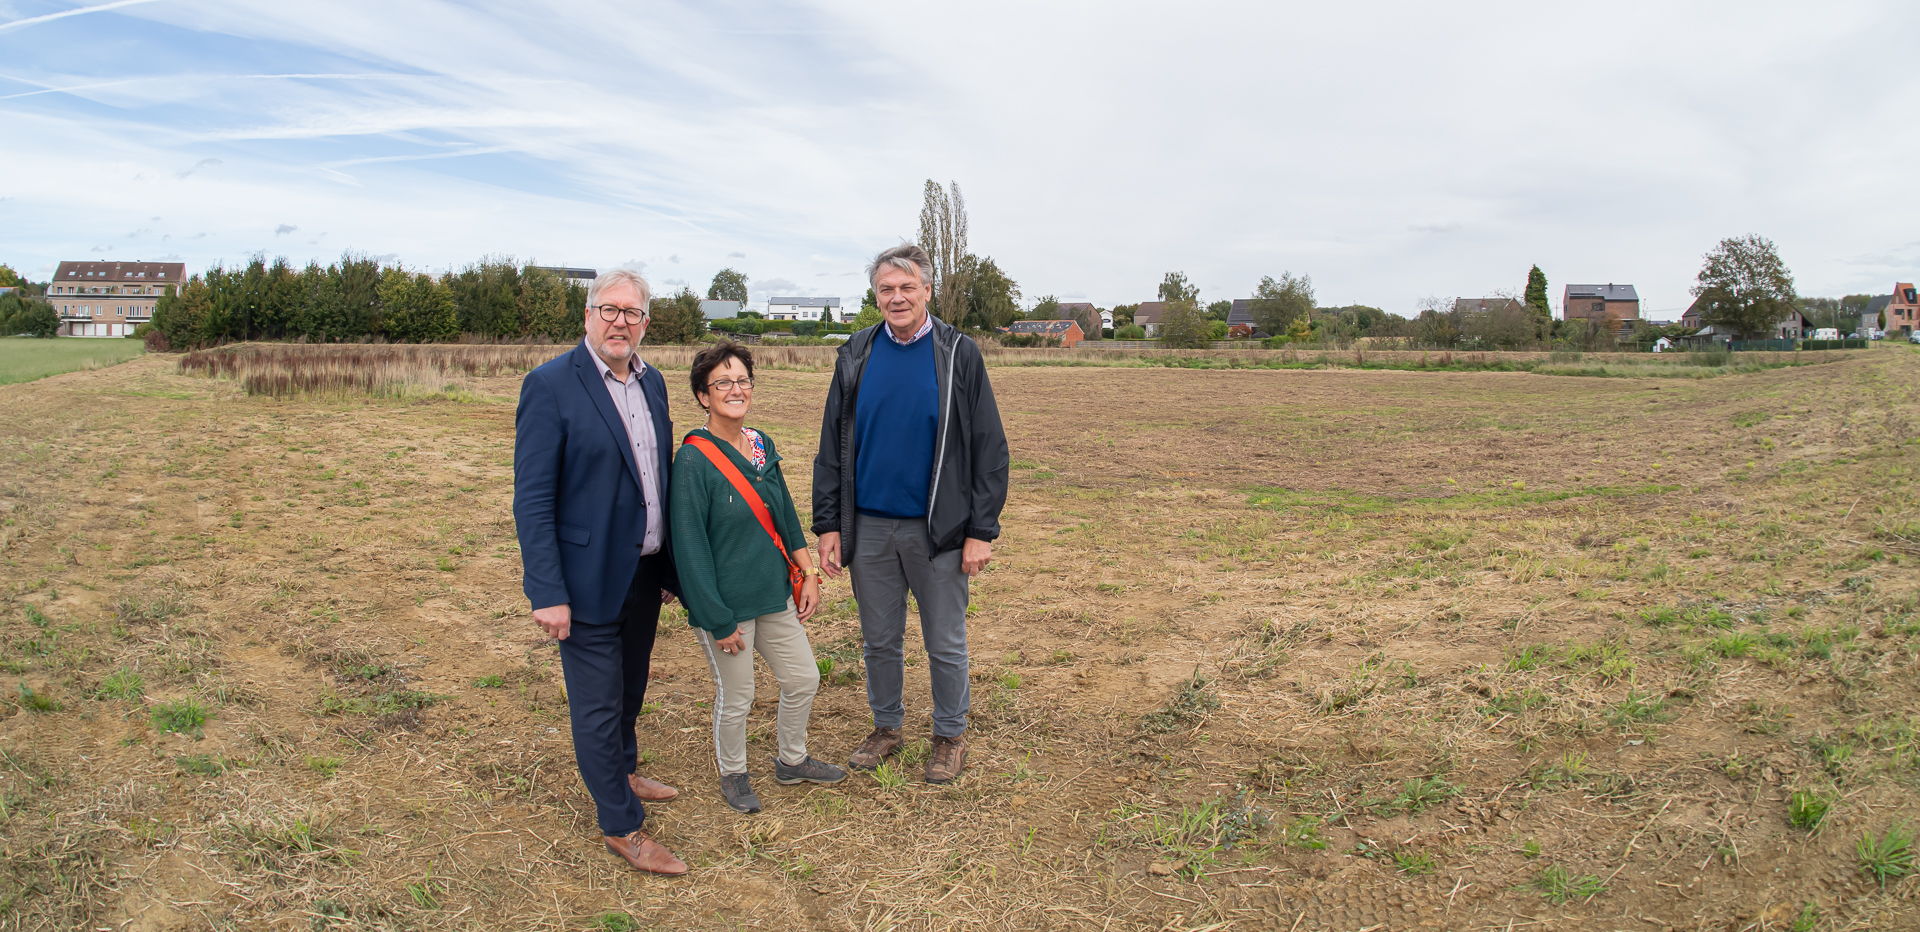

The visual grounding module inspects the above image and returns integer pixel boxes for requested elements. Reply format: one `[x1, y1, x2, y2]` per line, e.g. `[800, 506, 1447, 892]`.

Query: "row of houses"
[1554, 281, 1920, 342]
[36, 260, 1920, 343]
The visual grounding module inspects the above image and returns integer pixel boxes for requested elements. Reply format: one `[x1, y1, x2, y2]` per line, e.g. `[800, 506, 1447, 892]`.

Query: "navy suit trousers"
[556, 552, 668, 837]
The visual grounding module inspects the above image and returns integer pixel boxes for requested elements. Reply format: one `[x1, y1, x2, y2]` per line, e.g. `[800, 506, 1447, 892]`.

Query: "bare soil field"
[3, 345, 1918, 931]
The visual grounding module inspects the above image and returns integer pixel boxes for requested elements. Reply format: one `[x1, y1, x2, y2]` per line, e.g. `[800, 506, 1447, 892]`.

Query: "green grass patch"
[1788, 789, 1833, 832]
[1639, 604, 1738, 630]
[1532, 864, 1607, 903]
[150, 698, 210, 736]
[1392, 849, 1437, 875]
[1116, 793, 1268, 876]
[1857, 823, 1914, 888]
[1607, 690, 1672, 728]
[14, 682, 61, 712]
[0, 336, 144, 385]
[1247, 483, 1676, 515]
[95, 667, 145, 701]
[1385, 775, 1457, 813]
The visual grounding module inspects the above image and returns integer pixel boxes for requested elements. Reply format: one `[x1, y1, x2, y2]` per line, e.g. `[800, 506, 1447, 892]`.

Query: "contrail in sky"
[0, 0, 165, 34]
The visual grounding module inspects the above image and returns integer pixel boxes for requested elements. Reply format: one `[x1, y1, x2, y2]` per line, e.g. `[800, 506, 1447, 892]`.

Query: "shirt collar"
[885, 314, 934, 346]
[585, 337, 647, 383]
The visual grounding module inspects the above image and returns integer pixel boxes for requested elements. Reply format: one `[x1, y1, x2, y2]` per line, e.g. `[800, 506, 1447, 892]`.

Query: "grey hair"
[867, 244, 933, 287]
[586, 267, 652, 307]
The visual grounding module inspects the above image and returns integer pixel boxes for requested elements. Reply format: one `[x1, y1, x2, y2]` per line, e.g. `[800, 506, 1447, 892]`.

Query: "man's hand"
[962, 537, 993, 576]
[816, 532, 843, 579]
[714, 631, 747, 655]
[533, 603, 572, 641]
[660, 589, 676, 606]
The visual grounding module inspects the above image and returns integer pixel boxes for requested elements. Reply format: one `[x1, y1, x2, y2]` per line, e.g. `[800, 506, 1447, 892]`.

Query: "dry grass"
[2, 343, 1919, 929]
[176, 342, 843, 398]
[174, 340, 1845, 399]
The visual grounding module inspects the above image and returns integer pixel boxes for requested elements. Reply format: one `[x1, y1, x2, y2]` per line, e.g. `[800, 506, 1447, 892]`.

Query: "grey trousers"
[693, 600, 821, 775]
[849, 513, 971, 738]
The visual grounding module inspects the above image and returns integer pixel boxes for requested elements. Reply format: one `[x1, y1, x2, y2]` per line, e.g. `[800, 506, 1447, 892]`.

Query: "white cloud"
[1, 1, 1916, 309]
[0, 0, 163, 34]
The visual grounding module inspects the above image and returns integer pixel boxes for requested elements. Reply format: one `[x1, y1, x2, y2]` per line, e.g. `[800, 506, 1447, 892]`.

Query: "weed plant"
[1788, 789, 1833, 832]
[1532, 864, 1607, 903]
[150, 698, 210, 736]
[1141, 671, 1220, 733]
[1858, 823, 1915, 888]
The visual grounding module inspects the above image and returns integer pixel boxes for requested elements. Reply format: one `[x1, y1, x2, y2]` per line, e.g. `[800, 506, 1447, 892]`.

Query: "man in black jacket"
[813, 244, 1009, 784]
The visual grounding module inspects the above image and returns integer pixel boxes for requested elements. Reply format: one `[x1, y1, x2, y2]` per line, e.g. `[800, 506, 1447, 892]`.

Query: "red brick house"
[1862, 283, 1918, 336]
[1562, 283, 1640, 328]
[1004, 319, 1086, 348]
[1054, 302, 1100, 341]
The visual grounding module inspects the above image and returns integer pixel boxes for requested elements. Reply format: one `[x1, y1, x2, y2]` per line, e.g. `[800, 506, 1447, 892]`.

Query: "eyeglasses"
[706, 378, 754, 392]
[593, 305, 649, 324]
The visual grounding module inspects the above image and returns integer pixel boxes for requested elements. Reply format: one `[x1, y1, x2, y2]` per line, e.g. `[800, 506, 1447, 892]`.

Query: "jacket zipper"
[925, 329, 957, 543]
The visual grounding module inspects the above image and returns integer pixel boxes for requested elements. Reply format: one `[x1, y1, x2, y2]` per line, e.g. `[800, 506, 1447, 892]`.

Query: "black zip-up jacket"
[812, 317, 1009, 557]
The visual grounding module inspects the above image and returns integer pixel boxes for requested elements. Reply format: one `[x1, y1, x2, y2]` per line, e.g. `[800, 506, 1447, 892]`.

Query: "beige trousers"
[694, 600, 821, 775]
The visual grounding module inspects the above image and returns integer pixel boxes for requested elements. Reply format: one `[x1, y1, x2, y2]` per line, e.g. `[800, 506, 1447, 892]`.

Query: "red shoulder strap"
[684, 434, 792, 565]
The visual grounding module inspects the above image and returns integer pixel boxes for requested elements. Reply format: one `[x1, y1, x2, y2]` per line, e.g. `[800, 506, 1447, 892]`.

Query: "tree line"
[145, 256, 600, 350]
[1, 213, 1868, 352]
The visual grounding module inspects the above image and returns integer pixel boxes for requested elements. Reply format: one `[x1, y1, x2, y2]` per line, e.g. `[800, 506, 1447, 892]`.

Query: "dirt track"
[3, 348, 1919, 930]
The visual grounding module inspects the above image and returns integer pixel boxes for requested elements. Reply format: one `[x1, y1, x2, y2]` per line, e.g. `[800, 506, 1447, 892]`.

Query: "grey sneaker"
[774, 755, 848, 785]
[846, 727, 903, 771]
[719, 773, 761, 813]
[924, 734, 968, 785]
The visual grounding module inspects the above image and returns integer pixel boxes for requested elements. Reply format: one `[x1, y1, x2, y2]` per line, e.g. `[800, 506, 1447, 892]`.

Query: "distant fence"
[1093, 339, 1239, 351]
[1728, 339, 1796, 352]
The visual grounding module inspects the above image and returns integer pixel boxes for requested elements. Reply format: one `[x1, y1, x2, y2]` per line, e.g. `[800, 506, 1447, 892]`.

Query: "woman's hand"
[795, 577, 821, 622]
[714, 631, 746, 655]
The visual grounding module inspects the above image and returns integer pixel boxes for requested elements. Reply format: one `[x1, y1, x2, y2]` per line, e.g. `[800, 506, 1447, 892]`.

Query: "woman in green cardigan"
[670, 341, 846, 813]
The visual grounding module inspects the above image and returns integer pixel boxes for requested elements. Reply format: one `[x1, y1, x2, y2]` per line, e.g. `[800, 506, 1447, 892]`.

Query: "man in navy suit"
[514, 267, 688, 876]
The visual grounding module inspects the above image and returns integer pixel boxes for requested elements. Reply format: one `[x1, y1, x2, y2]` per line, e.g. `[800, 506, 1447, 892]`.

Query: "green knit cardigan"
[668, 427, 809, 640]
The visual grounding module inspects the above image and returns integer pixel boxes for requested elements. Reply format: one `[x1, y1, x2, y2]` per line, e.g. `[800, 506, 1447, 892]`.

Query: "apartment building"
[49, 260, 187, 337]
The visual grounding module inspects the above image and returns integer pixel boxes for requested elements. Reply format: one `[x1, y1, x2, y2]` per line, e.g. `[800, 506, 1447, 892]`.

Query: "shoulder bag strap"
[684, 434, 793, 566]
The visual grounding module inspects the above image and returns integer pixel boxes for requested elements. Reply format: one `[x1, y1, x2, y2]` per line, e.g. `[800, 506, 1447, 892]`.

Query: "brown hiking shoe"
[846, 727, 903, 771]
[924, 734, 968, 784]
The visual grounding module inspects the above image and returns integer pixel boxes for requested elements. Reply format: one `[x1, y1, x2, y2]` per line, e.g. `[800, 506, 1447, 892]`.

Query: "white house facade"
[766, 296, 845, 323]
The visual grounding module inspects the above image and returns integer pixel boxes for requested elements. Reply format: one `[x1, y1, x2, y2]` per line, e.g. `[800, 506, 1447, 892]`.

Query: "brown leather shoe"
[604, 829, 689, 876]
[846, 726, 903, 771]
[627, 773, 679, 801]
[924, 734, 967, 784]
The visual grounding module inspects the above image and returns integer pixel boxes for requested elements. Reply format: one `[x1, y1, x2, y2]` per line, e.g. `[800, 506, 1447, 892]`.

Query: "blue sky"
[3, 1, 1917, 317]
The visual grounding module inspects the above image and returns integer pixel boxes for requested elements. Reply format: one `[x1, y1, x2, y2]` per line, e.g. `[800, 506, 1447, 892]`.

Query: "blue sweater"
[854, 333, 937, 519]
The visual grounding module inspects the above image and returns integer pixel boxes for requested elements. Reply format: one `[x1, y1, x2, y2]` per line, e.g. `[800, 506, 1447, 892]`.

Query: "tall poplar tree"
[917, 180, 970, 324]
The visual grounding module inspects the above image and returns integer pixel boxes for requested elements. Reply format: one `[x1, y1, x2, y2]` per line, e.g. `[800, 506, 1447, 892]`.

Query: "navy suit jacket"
[514, 342, 676, 624]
